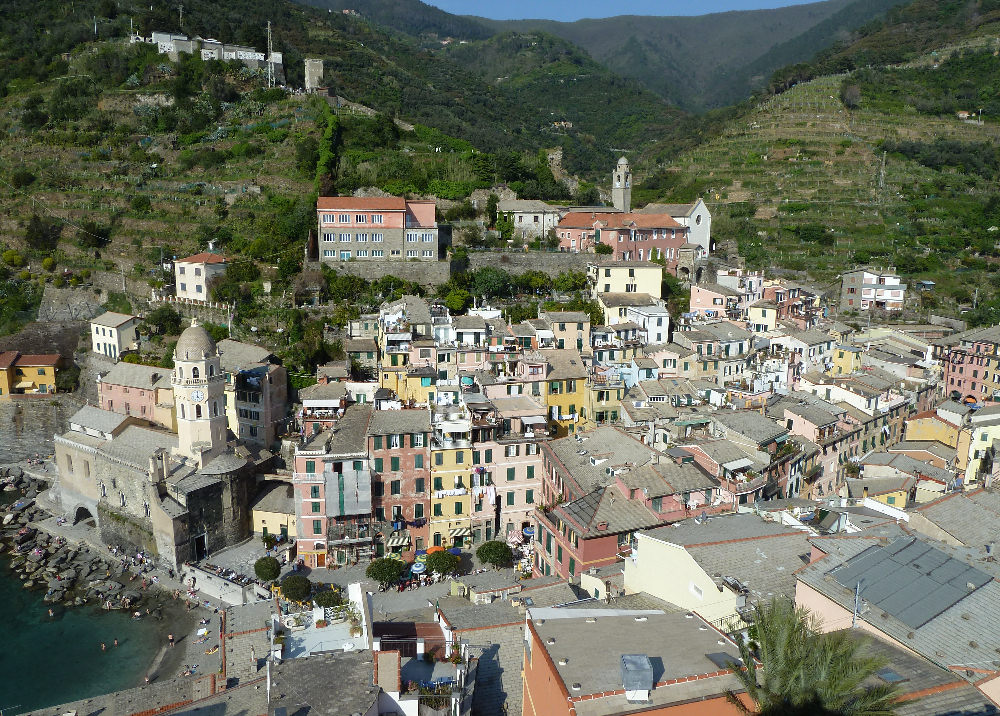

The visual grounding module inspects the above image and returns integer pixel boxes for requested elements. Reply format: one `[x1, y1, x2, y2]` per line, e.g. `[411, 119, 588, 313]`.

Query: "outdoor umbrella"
[427, 545, 445, 554]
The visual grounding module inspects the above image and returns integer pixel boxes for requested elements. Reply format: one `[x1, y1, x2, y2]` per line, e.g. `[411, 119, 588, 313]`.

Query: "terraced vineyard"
[658, 68, 1000, 304]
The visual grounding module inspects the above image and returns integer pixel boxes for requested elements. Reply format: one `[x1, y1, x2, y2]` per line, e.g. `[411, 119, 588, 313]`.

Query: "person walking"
[168, 633, 175, 648]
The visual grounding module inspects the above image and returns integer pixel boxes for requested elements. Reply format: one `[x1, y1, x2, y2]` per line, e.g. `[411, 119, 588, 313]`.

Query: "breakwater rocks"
[1, 468, 142, 610]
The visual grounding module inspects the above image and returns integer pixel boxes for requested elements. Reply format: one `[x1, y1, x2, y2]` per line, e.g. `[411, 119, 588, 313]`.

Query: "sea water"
[0, 560, 164, 713]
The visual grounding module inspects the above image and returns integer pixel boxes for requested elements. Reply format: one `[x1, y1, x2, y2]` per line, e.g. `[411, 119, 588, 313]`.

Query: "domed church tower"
[172, 319, 227, 463]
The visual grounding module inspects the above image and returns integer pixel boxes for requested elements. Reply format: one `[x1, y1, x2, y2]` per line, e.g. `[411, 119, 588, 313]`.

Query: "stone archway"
[73, 506, 95, 526]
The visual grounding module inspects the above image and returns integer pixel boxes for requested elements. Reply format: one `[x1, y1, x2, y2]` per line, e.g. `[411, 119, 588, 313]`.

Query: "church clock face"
[190, 389, 205, 402]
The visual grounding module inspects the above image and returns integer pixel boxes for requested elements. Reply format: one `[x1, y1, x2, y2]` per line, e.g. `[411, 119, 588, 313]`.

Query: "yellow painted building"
[904, 413, 961, 448]
[747, 303, 778, 333]
[540, 350, 589, 437]
[429, 445, 473, 548]
[250, 483, 297, 539]
[0, 351, 59, 396]
[830, 346, 863, 376]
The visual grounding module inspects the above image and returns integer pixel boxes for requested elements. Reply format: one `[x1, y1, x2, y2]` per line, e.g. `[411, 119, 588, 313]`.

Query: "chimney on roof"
[621, 654, 653, 703]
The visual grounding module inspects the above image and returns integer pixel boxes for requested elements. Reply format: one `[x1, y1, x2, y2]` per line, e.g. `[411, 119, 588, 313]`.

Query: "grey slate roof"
[251, 482, 294, 515]
[366, 408, 431, 435]
[298, 381, 347, 401]
[558, 487, 662, 537]
[858, 632, 998, 716]
[216, 339, 273, 372]
[599, 292, 656, 308]
[911, 490, 1000, 548]
[546, 427, 655, 493]
[102, 425, 178, 469]
[327, 404, 373, 456]
[91, 311, 137, 328]
[69, 405, 132, 435]
[644, 513, 801, 547]
[437, 596, 522, 630]
[713, 410, 787, 444]
[99, 361, 170, 390]
[798, 535, 1000, 682]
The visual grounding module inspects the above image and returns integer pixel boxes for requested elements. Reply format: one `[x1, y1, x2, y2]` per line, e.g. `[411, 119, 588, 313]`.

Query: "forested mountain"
[292, 0, 492, 40]
[768, 0, 1000, 93]
[472, 0, 903, 111]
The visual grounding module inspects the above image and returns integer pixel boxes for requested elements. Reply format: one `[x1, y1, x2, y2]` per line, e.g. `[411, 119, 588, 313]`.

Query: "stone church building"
[53, 321, 271, 567]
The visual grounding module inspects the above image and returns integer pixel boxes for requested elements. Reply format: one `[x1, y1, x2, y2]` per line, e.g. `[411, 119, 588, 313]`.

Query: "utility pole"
[120, 266, 126, 292]
[266, 21, 274, 89]
[178, 3, 183, 26]
[852, 580, 862, 628]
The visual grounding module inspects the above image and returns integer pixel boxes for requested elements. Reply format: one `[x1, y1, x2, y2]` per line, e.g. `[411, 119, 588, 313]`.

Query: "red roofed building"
[0, 351, 60, 396]
[316, 196, 439, 263]
[174, 252, 227, 301]
[556, 211, 692, 269]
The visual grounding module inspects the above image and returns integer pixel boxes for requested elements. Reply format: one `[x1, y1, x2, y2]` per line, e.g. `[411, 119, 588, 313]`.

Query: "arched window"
[192, 367, 200, 379]
[195, 405, 202, 418]
[212, 401, 218, 417]
[209, 365, 215, 377]
[180, 403, 186, 419]
[178, 366, 184, 379]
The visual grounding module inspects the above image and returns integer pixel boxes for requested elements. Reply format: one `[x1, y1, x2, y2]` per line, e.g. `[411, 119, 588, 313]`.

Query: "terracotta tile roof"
[0, 351, 18, 369]
[317, 196, 407, 211]
[176, 252, 227, 264]
[14, 354, 60, 366]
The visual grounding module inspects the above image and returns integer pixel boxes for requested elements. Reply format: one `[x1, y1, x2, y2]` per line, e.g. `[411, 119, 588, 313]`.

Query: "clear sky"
[426, 0, 822, 21]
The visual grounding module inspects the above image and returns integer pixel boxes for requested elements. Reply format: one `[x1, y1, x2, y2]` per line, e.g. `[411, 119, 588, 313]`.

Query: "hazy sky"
[425, 0, 823, 21]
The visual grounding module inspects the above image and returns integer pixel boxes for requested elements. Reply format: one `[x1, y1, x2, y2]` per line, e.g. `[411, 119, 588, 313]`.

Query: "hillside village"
[5, 1, 1000, 715]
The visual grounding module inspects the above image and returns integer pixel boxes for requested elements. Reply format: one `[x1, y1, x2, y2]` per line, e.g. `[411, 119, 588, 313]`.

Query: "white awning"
[448, 527, 472, 538]
[722, 458, 753, 471]
[521, 415, 547, 426]
[385, 532, 411, 548]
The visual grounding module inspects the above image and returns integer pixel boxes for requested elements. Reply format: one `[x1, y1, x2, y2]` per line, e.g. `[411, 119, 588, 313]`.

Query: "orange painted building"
[522, 608, 751, 716]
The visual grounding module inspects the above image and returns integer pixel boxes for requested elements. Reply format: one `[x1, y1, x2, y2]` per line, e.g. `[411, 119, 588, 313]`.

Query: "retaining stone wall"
[465, 251, 593, 278]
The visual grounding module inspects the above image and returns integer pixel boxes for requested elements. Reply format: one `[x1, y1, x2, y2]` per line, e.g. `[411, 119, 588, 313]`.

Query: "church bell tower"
[612, 156, 632, 213]
[172, 319, 227, 464]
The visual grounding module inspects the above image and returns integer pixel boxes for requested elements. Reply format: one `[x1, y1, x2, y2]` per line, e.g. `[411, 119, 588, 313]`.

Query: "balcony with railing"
[722, 474, 767, 495]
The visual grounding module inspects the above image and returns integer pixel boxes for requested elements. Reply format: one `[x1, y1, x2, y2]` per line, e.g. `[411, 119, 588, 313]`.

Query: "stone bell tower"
[172, 319, 227, 463]
[612, 156, 632, 213]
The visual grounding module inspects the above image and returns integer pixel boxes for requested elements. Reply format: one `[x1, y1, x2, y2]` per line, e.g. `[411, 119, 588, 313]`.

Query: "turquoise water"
[0, 561, 164, 714]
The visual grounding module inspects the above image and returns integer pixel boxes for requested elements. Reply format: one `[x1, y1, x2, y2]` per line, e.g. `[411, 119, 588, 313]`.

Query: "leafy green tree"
[475, 541, 513, 569]
[444, 288, 472, 313]
[11, 169, 35, 189]
[281, 575, 312, 602]
[295, 136, 319, 175]
[314, 588, 343, 607]
[726, 599, 899, 716]
[24, 214, 62, 252]
[144, 305, 182, 335]
[486, 193, 500, 228]
[77, 219, 111, 248]
[594, 242, 613, 255]
[254, 556, 281, 582]
[426, 550, 460, 577]
[366, 557, 406, 590]
[2, 250, 25, 268]
[41, 257, 56, 272]
[553, 270, 588, 292]
[470, 267, 514, 299]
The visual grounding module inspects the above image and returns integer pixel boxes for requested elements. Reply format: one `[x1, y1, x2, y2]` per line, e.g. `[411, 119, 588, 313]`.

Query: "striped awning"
[448, 527, 472, 538]
[385, 532, 411, 548]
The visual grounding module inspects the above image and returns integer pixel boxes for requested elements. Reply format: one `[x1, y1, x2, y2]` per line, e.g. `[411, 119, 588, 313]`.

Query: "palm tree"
[726, 599, 900, 716]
